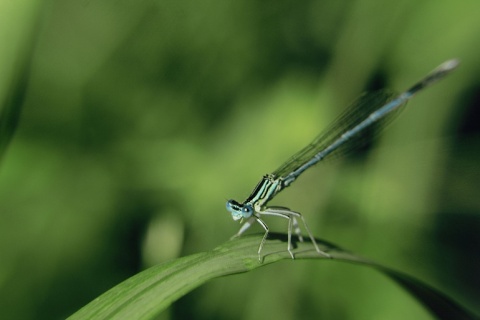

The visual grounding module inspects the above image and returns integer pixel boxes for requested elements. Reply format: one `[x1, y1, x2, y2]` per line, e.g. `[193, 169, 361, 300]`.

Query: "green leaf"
[68, 234, 478, 320]
[0, 8, 40, 163]
[0, 61, 29, 162]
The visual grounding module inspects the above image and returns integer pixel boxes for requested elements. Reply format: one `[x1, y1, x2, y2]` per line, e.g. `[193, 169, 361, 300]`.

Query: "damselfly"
[226, 59, 459, 261]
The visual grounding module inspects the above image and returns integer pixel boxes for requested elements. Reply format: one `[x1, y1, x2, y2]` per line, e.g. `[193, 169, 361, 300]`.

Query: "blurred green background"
[1, 0, 479, 319]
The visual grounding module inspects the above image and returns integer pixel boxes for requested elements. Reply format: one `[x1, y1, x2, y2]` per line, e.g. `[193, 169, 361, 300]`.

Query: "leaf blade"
[68, 234, 478, 320]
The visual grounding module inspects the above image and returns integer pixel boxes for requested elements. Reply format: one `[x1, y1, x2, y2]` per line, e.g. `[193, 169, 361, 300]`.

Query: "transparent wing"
[272, 90, 403, 178]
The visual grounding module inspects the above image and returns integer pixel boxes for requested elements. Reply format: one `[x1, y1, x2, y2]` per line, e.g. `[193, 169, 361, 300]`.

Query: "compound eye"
[241, 205, 254, 217]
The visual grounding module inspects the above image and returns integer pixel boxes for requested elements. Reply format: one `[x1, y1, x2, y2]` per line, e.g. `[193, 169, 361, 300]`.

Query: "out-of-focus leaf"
[0, 5, 41, 162]
[0, 66, 28, 160]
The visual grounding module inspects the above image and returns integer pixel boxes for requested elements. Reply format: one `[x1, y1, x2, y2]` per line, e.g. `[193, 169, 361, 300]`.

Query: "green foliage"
[1, 0, 479, 319]
[69, 235, 478, 320]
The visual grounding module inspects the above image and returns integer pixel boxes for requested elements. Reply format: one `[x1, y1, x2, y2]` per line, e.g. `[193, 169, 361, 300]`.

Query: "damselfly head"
[226, 200, 254, 220]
